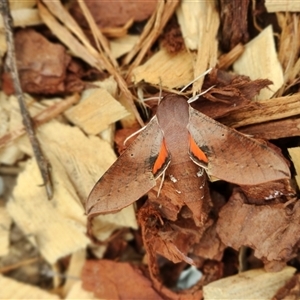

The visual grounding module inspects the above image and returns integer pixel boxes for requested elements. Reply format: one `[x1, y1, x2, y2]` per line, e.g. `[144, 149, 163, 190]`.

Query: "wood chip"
[9, 0, 37, 10]
[233, 25, 284, 100]
[110, 35, 139, 59]
[0, 274, 59, 299]
[8, 157, 90, 264]
[63, 249, 86, 297]
[288, 147, 300, 188]
[265, 0, 300, 12]
[65, 88, 129, 135]
[203, 266, 296, 299]
[132, 48, 193, 88]
[0, 8, 42, 29]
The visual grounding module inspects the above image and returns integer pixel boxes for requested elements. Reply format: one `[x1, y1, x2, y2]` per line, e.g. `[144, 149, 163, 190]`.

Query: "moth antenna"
[187, 85, 215, 103]
[179, 68, 212, 93]
[158, 77, 163, 104]
[123, 125, 147, 145]
[142, 96, 161, 102]
[156, 170, 166, 197]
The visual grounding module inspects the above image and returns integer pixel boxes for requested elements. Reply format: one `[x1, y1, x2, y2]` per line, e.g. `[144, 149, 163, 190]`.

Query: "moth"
[86, 94, 290, 220]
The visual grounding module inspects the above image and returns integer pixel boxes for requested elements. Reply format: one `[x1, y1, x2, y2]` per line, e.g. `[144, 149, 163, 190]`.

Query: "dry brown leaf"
[82, 260, 163, 299]
[217, 189, 300, 269]
[203, 266, 296, 299]
[65, 281, 98, 299]
[233, 25, 284, 100]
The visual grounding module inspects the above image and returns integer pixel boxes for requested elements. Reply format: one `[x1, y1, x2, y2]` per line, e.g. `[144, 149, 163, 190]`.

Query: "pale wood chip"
[9, 0, 37, 10]
[0, 274, 60, 299]
[132, 48, 193, 88]
[63, 249, 86, 297]
[0, 203, 11, 256]
[288, 147, 300, 188]
[265, 0, 300, 12]
[110, 35, 140, 59]
[0, 32, 6, 57]
[8, 157, 90, 264]
[0, 8, 42, 29]
[203, 266, 296, 299]
[64, 88, 129, 135]
[192, 1, 219, 92]
[176, 0, 200, 50]
[233, 25, 284, 100]
[176, 1, 219, 92]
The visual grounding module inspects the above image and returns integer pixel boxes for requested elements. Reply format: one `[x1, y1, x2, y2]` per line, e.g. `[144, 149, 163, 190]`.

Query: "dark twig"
[0, 0, 53, 199]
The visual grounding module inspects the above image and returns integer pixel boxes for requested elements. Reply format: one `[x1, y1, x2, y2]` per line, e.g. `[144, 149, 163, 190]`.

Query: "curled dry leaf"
[217, 189, 300, 271]
[81, 259, 163, 300]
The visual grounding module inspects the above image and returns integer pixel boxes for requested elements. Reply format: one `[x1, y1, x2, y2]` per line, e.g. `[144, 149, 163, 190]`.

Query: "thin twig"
[0, 0, 53, 199]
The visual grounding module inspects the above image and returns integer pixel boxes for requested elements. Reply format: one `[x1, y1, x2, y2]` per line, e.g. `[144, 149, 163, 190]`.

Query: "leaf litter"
[0, 0, 299, 299]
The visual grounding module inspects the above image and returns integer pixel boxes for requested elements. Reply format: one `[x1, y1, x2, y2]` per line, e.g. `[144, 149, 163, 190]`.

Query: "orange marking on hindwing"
[189, 134, 208, 163]
[153, 139, 169, 175]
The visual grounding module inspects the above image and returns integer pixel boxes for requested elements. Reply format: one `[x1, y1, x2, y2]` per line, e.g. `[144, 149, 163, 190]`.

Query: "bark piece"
[233, 25, 284, 100]
[239, 117, 300, 140]
[219, 0, 250, 51]
[219, 93, 300, 128]
[11, 29, 71, 95]
[71, 0, 157, 28]
[81, 260, 163, 300]
[273, 274, 300, 300]
[203, 266, 296, 299]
